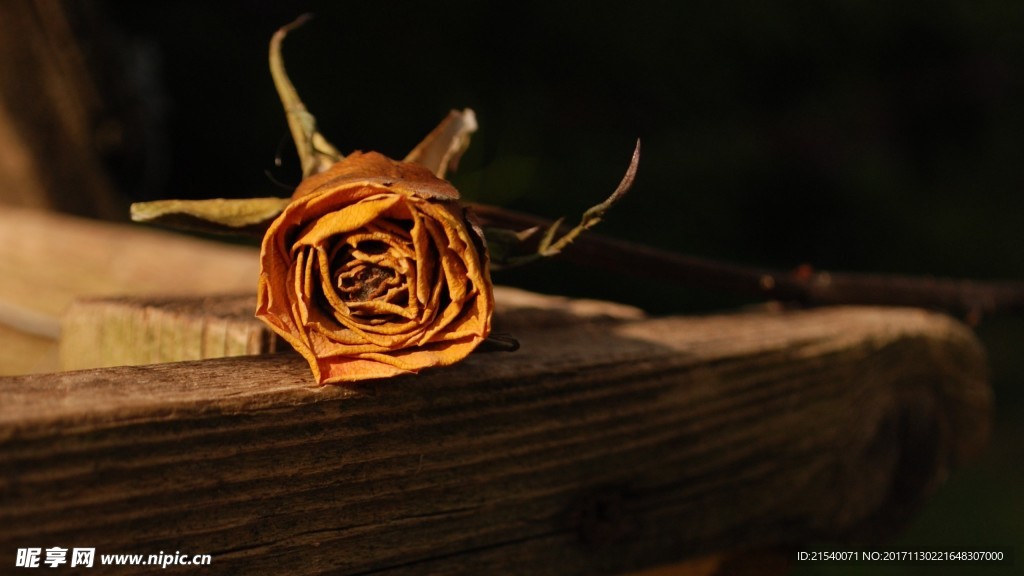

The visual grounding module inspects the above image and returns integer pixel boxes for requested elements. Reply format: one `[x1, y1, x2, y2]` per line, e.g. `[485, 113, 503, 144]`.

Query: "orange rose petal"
[256, 152, 493, 385]
[294, 195, 403, 247]
[317, 356, 409, 383]
[409, 208, 437, 305]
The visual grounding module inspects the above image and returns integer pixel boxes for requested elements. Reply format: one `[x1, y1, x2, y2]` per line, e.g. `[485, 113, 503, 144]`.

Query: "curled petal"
[256, 152, 493, 384]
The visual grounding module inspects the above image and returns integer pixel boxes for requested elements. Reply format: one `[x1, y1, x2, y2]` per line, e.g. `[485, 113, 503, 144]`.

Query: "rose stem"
[469, 202, 1024, 321]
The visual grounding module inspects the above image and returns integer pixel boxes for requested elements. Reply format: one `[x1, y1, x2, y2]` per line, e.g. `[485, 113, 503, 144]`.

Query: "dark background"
[99, 2, 1022, 574]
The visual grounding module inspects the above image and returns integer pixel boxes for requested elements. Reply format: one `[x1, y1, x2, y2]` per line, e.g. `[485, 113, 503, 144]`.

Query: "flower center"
[336, 263, 396, 302]
[330, 238, 405, 305]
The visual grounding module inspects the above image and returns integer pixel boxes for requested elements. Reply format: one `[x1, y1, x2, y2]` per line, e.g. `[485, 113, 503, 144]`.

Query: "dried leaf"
[481, 225, 541, 266]
[270, 14, 342, 177]
[404, 108, 478, 179]
[489, 139, 641, 268]
[130, 197, 292, 236]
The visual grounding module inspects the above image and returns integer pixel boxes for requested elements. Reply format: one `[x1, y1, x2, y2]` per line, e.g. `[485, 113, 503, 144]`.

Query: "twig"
[469, 203, 1024, 321]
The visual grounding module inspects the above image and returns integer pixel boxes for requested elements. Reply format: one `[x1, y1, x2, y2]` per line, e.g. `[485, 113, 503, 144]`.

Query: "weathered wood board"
[0, 304, 991, 574]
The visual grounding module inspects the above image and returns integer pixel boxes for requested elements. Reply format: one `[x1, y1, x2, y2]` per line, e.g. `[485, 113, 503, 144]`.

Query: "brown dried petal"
[256, 152, 493, 384]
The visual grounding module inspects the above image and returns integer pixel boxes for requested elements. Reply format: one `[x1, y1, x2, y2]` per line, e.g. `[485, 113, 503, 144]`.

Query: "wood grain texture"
[0, 305, 991, 575]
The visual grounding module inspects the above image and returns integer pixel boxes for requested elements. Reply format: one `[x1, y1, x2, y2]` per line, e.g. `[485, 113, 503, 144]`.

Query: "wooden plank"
[0, 323, 56, 376]
[59, 294, 273, 370]
[0, 207, 259, 375]
[57, 287, 645, 371]
[0, 207, 259, 319]
[0, 306, 991, 574]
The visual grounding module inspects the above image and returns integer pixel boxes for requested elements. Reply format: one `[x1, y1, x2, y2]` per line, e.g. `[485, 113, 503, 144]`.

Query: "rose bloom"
[256, 151, 493, 384]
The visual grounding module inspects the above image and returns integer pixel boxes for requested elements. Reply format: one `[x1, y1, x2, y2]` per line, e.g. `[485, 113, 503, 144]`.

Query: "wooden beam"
[59, 294, 273, 370]
[0, 305, 991, 574]
[57, 287, 645, 371]
[0, 207, 259, 375]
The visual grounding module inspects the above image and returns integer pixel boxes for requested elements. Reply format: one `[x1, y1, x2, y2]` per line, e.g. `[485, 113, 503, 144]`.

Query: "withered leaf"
[404, 108, 478, 179]
[130, 197, 292, 237]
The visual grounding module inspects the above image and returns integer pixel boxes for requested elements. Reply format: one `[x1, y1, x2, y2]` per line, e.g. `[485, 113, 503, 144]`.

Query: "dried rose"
[127, 16, 636, 385]
[255, 151, 493, 383]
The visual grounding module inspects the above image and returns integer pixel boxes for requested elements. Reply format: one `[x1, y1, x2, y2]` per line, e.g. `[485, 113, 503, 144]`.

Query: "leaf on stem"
[130, 197, 292, 237]
[487, 139, 640, 269]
